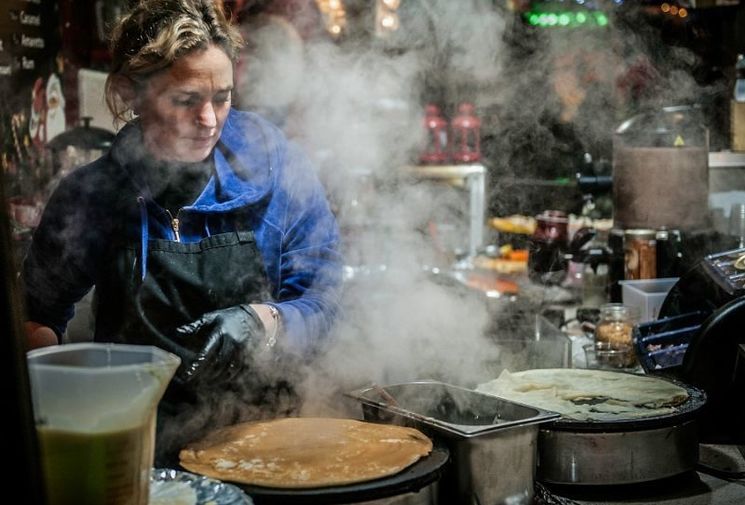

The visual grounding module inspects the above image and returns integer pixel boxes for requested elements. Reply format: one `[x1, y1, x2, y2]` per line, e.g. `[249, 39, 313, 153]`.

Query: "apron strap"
[137, 196, 149, 281]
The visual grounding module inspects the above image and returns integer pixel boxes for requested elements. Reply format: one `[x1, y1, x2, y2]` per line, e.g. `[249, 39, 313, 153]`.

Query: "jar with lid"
[450, 102, 481, 163]
[594, 303, 639, 368]
[419, 104, 449, 164]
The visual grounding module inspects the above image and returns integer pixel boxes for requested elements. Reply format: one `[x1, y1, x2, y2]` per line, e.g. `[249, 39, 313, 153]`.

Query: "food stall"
[3, 0, 745, 504]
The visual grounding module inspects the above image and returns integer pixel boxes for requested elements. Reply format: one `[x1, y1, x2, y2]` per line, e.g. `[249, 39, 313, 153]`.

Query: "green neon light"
[523, 9, 609, 28]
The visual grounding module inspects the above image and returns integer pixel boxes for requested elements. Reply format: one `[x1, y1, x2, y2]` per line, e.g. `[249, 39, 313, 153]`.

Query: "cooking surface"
[536, 444, 745, 505]
[240, 444, 449, 505]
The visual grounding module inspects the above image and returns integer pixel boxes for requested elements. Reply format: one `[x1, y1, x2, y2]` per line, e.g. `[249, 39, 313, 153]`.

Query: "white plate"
[150, 468, 253, 505]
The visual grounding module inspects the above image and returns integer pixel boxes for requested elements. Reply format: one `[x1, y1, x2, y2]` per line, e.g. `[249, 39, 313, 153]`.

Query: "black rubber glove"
[174, 304, 265, 384]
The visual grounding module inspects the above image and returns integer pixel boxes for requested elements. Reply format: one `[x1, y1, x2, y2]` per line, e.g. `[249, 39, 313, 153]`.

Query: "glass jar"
[594, 303, 639, 367]
[528, 210, 569, 285]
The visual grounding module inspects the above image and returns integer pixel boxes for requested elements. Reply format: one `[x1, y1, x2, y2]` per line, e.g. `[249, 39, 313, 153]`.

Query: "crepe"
[476, 368, 689, 422]
[179, 417, 433, 489]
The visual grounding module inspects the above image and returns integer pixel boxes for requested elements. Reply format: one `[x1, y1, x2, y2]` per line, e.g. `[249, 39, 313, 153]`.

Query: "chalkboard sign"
[0, 0, 60, 100]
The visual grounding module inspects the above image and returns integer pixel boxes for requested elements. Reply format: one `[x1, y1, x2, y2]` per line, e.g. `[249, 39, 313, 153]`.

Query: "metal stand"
[403, 164, 486, 258]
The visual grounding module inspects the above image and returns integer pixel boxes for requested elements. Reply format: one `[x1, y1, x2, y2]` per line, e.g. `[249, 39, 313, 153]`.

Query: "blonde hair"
[105, 0, 244, 124]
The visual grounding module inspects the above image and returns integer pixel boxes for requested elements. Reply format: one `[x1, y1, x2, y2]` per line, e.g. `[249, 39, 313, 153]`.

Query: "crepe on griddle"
[476, 368, 689, 422]
[179, 417, 433, 489]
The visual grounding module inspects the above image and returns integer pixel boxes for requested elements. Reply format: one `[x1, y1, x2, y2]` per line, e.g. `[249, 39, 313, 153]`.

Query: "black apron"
[95, 205, 295, 466]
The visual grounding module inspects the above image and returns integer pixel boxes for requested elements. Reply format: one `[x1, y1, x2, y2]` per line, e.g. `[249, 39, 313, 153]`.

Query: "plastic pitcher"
[27, 343, 181, 505]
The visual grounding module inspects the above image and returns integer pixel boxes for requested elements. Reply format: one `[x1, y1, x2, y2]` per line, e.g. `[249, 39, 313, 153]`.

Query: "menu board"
[0, 0, 59, 100]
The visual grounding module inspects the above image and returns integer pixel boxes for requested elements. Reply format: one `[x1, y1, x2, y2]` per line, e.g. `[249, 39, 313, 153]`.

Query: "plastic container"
[27, 343, 180, 505]
[620, 277, 679, 323]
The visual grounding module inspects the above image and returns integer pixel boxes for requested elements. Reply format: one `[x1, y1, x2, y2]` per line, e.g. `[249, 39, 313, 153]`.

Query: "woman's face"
[137, 44, 233, 163]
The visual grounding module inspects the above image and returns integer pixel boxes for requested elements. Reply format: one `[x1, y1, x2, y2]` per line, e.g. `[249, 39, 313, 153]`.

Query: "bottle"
[419, 104, 449, 164]
[734, 54, 745, 102]
[450, 102, 481, 163]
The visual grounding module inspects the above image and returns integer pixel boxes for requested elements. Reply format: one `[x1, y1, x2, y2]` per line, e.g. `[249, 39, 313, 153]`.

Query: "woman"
[22, 0, 342, 463]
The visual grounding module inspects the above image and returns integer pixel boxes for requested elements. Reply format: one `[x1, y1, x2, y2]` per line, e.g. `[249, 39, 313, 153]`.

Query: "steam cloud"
[237, 0, 514, 419]
[235, 0, 714, 418]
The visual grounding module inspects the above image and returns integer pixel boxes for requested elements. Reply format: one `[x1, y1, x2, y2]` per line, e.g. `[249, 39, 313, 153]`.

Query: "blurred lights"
[659, 3, 689, 19]
[524, 9, 609, 28]
[315, 0, 347, 38]
[376, 0, 402, 36]
[381, 13, 399, 28]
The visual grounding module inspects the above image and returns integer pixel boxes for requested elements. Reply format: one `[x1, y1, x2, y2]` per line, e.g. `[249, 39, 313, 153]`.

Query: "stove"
[535, 444, 745, 505]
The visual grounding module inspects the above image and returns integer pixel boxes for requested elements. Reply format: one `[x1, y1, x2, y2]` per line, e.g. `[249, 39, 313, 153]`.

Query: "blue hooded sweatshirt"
[23, 109, 343, 356]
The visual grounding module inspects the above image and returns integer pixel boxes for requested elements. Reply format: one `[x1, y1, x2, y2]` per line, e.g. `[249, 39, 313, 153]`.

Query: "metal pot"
[46, 117, 114, 184]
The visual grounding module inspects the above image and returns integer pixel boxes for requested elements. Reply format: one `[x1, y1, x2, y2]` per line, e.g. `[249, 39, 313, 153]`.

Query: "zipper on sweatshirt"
[165, 209, 182, 242]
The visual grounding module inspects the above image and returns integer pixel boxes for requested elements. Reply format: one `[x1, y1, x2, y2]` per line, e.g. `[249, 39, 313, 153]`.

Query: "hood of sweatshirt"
[111, 109, 286, 213]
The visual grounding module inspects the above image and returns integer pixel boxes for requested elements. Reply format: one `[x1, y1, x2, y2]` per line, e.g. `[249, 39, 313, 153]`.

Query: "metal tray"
[347, 380, 560, 438]
[347, 380, 560, 505]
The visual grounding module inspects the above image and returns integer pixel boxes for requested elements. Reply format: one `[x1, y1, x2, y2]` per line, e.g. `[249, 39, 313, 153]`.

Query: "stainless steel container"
[347, 381, 560, 505]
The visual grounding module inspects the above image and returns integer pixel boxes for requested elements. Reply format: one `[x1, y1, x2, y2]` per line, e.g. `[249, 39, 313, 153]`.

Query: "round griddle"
[536, 374, 707, 485]
[240, 444, 449, 505]
[544, 373, 707, 432]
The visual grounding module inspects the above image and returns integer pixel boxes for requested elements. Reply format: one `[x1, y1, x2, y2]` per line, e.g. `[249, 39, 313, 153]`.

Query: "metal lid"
[47, 117, 115, 151]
